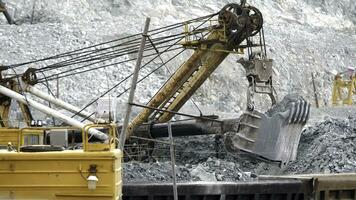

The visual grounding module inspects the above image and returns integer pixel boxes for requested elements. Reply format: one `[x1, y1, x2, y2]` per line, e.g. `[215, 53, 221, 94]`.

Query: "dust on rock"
[123, 115, 356, 183]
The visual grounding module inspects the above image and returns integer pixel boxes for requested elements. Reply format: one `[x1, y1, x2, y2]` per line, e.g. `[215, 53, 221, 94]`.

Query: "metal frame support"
[23, 82, 105, 123]
[119, 17, 150, 150]
[0, 85, 108, 141]
[168, 121, 178, 200]
[311, 72, 319, 108]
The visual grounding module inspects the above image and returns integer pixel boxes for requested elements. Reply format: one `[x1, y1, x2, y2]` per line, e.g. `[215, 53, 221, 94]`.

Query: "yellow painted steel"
[0, 128, 19, 147]
[306, 173, 356, 200]
[0, 150, 122, 200]
[0, 83, 33, 127]
[331, 73, 355, 106]
[0, 128, 43, 150]
[18, 128, 44, 149]
[262, 173, 356, 200]
[127, 29, 231, 136]
[181, 19, 227, 48]
[0, 125, 122, 200]
[158, 42, 230, 122]
[82, 124, 116, 152]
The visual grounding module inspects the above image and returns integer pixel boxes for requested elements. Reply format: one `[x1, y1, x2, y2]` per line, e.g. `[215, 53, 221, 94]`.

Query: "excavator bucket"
[225, 94, 310, 166]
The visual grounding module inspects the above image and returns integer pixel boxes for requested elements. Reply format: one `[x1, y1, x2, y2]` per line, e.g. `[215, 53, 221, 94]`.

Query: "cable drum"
[218, 3, 263, 46]
[247, 6, 263, 36]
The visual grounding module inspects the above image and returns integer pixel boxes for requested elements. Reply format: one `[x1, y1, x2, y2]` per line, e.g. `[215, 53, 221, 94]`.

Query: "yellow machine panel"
[0, 124, 122, 200]
[0, 150, 122, 200]
[0, 129, 19, 148]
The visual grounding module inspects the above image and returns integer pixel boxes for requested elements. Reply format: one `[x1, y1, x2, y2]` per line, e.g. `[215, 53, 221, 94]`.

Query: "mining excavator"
[0, 2, 312, 198]
[0, 2, 309, 165]
[124, 3, 310, 165]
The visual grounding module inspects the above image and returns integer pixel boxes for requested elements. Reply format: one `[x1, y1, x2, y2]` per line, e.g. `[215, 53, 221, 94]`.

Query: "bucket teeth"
[304, 103, 311, 123]
[288, 102, 295, 124]
[288, 99, 310, 124]
[293, 100, 301, 123]
[298, 100, 305, 122]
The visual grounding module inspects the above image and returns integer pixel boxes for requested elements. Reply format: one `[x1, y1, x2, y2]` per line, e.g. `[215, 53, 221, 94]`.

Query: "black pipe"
[133, 118, 238, 138]
[43, 118, 237, 145]
[153, 121, 217, 138]
[152, 122, 205, 137]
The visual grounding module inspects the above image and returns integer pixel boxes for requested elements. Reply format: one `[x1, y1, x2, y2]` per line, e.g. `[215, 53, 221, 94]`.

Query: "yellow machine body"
[0, 150, 122, 200]
[0, 128, 20, 148]
[331, 73, 355, 106]
[0, 125, 122, 200]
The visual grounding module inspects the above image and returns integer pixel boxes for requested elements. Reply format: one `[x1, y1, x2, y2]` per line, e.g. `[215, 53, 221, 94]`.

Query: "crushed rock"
[124, 115, 356, 182]
[1, 0, 355, 184]
[283, 117, 356, 174]
[123, 158, 257, 183]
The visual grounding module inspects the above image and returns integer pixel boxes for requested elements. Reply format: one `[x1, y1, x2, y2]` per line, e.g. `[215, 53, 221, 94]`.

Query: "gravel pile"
[284, 117, 356, 174]
[123, 158, 257, 183]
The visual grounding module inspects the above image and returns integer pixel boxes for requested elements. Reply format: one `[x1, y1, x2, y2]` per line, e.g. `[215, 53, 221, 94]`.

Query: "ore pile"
[284, 117, 356, 174]
[123, 158, 257, 183]
[123, 115, 356, 182]
[123, 134, 274, 183]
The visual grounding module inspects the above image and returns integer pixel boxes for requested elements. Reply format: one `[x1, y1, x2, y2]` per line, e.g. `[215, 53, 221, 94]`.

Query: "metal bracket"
[22, 68, 38, 85]
[238, 57, 277, 109]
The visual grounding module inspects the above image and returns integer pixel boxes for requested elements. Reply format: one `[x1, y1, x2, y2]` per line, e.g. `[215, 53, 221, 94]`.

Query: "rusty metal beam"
[0, 0, 15, 25]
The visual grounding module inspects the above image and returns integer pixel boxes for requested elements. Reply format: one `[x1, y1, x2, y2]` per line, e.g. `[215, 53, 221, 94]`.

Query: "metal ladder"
[153, 66, 202, 120]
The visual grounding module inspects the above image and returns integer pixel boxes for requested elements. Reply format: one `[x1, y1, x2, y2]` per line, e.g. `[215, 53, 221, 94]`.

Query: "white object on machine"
[0, 85, 108, 141]
[23, 83, 106, 123]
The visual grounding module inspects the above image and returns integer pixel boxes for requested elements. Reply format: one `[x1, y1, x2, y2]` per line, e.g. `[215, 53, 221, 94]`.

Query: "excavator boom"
[129, 42, 229, 130]
[127, 3, 310, 164]
[127, 3, 262, 137]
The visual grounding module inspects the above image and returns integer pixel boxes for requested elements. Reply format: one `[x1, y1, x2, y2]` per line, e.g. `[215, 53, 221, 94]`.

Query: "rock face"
[0, 0, 355, 116]
[123, 158, 257, 183]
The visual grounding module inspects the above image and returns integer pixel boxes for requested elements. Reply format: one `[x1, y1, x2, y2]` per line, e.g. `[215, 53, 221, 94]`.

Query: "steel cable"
[37, 35, 184, 72]
[3, 13, 217, 69]
[73, 13, 216, 121]
[37, 46, 184, 82]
